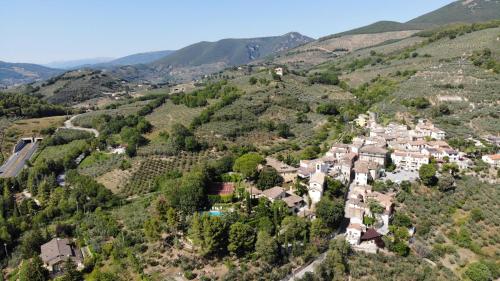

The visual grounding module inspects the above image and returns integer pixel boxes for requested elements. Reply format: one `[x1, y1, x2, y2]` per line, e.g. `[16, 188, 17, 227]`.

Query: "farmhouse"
[40, 238, 84, 273]
[274, 67, 284, 77]
[482, 154, 500, 167]
[246, 185, 264, 199]
[325, 143, 350, 160]
[346, 223, 363, 245]
[345, 198, 366, 225]
[354, 114, 369, 127]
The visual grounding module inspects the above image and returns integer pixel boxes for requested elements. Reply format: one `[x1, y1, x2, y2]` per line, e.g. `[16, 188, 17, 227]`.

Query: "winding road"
[61, 115, 100, 137]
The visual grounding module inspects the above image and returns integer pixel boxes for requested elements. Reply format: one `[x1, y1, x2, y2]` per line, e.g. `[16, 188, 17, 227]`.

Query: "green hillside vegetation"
[399, 177, 499, 279]
[0, 92, 68, 118]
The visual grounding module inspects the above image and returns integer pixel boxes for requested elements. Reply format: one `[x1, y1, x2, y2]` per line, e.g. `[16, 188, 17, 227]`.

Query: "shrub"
[308, 71, 339, 85]
[316, 103, 339, 115]
[419, 164, 437, 186]
[464, 262, 492, 281]
[402, 97, 430, 109]
[256, 167, 283, 190]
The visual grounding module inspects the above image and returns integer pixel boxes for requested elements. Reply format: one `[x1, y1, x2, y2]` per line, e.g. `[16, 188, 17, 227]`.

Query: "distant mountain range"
[0, 50, 176, 87]
[1, 0, 499, 89]
[332, 0, 500, 36]
[135, 32, 314, 82]
[0, 61, 63, 88]
[44, 57, 115, 69]
[44, 50, 176, 70]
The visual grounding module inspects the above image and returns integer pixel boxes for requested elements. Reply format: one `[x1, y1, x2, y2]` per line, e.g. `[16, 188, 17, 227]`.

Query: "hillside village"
[250, 111, 479, 254]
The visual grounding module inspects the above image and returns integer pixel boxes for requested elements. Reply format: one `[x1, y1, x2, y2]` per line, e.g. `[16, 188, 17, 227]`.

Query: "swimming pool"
[208, 210, 222, 216]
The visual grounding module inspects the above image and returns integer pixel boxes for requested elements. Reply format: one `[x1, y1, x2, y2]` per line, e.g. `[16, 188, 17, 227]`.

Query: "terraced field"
[121, 150, 222, 196]
[72, 100, 152, 127]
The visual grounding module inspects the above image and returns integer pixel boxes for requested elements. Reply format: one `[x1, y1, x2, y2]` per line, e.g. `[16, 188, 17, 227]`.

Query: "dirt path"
[61, 115, 100, 137]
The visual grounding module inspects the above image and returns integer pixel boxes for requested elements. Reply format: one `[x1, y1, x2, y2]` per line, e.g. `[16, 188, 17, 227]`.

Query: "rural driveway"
[62, 115, 99, 137]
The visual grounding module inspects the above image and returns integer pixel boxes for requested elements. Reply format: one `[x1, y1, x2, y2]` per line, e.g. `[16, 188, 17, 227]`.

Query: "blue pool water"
[208, 210, 222, 216]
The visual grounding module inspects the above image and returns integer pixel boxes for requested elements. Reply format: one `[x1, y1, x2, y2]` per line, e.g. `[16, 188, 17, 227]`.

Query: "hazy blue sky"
[0, 0, 453, 64]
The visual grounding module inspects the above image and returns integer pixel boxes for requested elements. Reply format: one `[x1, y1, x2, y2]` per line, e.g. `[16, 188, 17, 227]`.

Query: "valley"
[0, 1, 499, 281]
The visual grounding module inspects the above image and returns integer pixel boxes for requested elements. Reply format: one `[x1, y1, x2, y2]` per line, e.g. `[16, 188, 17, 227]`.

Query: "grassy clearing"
[72, 100, 151, 127]
[145, 100, 205, 141]
[34, 139, 88, 165]
[96, 168, 132, 194]
[78, 151, 125, 178]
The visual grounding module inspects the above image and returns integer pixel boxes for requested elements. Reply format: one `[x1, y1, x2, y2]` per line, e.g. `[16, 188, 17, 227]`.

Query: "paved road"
[61, 115, 99, 137]
[287, 252, 327, 280]
[0, 142, 38, 178]
[282, 229, 342, 281]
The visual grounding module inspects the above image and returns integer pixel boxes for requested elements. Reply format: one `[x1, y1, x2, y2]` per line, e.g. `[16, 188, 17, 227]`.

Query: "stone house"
[359, 145, 388, 166]
[391, 150, 429, 171]
[353, 161, 381, 186]
[346, 223, 363, 245]
[262, 186, 286, 202]
[282, 192, 306, 214]
[265, 157, 298, 183]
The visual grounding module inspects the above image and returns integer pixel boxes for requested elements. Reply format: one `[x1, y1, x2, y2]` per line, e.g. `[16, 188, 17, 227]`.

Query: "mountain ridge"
[330, 0, 500, 36]
[151, 32, 314, 68]
[0, 61, 63, 88]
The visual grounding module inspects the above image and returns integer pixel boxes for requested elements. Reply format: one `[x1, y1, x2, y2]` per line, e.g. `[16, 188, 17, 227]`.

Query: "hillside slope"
[151, 32, 313, 68]
[407, 0, 500, 26]
[20, 69, 126, 105]
[0, 61, 62, 88]
[334, 0, 500, 36]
